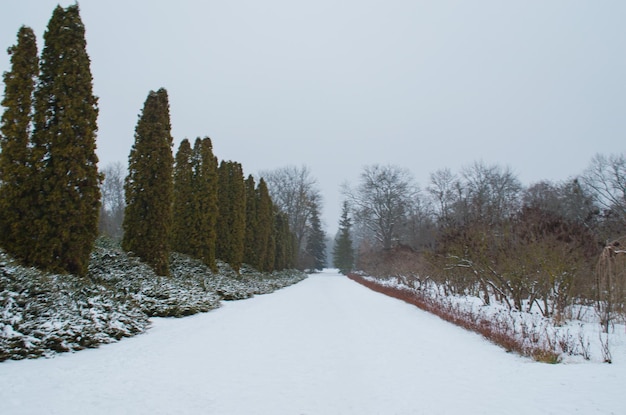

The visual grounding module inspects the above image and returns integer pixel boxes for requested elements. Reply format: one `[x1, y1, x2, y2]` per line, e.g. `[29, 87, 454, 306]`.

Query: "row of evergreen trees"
[0, 6, 100, 276]
[121, 88, 298, 276]
[0, 5, 298, 277]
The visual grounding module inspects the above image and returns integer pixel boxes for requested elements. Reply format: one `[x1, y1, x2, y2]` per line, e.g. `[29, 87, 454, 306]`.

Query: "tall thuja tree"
[29, 5, 100, 276]
[274, 210, 295, 270]
[172, 138, 194, 255]
[191, 137, 218, 270]
[123, 88, 174, 276]
[216, 161, 246, 272]
[243, 175, 258, 267]
[305, 201, 326, 271]
[0, 26, 38, 258]
[333, 201, 354, 274]
[256, 178, 275, 272]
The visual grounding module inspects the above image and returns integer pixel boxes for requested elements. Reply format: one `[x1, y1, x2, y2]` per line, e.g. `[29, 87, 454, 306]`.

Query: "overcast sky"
[2, 1, 625, 233]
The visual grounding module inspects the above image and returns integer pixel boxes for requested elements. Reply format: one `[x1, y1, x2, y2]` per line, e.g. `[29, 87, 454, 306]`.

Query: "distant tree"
[172, 139, 194, 255]
[216, 161, 246, 272]
[99, 162, 126, 239]
[0, 26, 38, 258]
[426, 168, 459, 228]
[304, 202, 326, 271]
[122, 88, 174, 276]
[581, 153, 626, 240]
[523, 179, 596, 227]
[458, 161, 521, 226]
[191, 137, 218, 270]
[333, 201, 354, 274]
[262, 165, 321, 266]
[344, 164, 418, 250]
[28, 5, 101, 276]
[582, 154, 626, 218]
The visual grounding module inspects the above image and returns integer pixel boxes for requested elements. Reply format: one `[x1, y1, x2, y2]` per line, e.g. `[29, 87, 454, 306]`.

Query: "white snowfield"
[1, 269, 624, 415]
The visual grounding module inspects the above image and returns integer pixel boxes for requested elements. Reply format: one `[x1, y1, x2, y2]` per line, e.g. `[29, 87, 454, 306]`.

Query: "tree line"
[338, 158, 626, 321]
[0, 5, 318, 277]
[120, 88, 302, 276]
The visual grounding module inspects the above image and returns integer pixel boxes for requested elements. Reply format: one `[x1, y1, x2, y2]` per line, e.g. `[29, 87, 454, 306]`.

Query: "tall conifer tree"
[256, 178, 275, 272]
[333, 201, 354, 274]
[305, 202, 327, 271]
[172, 138, 194, 255]
[192, 137, 218, 270]
[123, 88, 174, 276]
[28, 5, 100, 276]
[274, 210, 295, 270]
[0, 26, 38, 258]
[243, 175, 258, 267]
[216, 161, 246, 272]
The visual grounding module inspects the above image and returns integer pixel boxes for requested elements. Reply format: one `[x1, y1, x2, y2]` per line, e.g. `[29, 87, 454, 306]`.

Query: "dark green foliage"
[333, 201, 354, 274]
[172, 137, 218, 270]
[274, 210, 296, 270]
[216, 161, 246, 272]
[26, 5, 101, 276]
[172, 139, 194, 255]
[0, 26, 38, 259]
[304, 202, 326, 271]
[191, 137, 218, 270]
[256, 178, 275, 272]
[243, 176, 276, 272]
[122, 88, 174, 276]
[1, 238, 307, 361]
[243, 175, 258, 267]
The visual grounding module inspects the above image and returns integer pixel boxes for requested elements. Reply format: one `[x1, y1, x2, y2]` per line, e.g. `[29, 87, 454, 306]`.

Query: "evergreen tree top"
[40, 4, 90, 77]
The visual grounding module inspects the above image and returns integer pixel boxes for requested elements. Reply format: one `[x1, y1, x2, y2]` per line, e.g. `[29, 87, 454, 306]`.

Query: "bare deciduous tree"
[344, 164, 419, 250]
[581, 153, 626, 230]
[427, 168, 459, 226]
[262, 165, 321, 265]
[99, 162, 126, 239]
[459, 161, 521, 225]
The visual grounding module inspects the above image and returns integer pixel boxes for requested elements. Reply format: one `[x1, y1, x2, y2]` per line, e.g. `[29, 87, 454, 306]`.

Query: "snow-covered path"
[1, 270, 624, 414]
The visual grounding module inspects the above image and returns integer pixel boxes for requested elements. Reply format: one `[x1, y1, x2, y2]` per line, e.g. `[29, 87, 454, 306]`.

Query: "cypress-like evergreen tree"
[192, 137, 218, 270]
[243, 175, 258, 267]
[216, 161, 246, 272]
[172, 138, 194, 255]
[305, 202, 327, 271]
[28, 5, 100, 276]
[274, 210, 296, 270]
[256, 178, 275, 272]
[122, 88, 174, 276]
[0, 26, 38, 259]
[333, 201, 355, 274]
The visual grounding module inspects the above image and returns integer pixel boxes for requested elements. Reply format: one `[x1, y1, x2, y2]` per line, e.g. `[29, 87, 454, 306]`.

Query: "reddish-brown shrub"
[347, 273, 560, 363]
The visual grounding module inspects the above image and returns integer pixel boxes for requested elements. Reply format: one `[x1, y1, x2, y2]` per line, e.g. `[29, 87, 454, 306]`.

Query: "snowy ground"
[1, 269, 624, 415]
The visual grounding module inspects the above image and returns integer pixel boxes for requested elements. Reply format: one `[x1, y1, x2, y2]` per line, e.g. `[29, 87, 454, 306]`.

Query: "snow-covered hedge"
[0, 238, 306, 361]
[349, 273, 623, 363]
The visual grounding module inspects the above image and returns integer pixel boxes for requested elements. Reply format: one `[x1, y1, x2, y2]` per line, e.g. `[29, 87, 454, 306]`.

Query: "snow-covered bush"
[1, 238, 306, 361]
[348, 273, 623, 363]
[1, 248, 148, 361]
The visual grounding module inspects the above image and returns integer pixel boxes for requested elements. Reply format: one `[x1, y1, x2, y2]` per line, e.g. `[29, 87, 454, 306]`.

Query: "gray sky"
[2, 1, 625, 234]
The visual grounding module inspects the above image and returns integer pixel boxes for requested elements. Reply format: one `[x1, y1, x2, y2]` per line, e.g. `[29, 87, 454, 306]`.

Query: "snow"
[1, 269, 624, 415]
[357, 274, 625, 364]
[1, 243, 305, 360]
